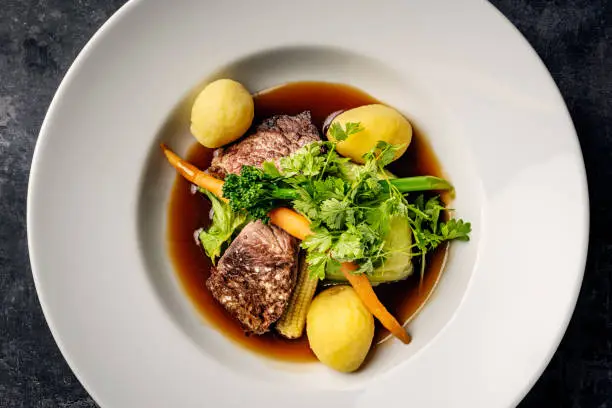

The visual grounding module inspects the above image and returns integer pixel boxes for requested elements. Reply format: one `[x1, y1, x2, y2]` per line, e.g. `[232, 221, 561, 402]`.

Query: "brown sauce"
[167, 81, 449, 362]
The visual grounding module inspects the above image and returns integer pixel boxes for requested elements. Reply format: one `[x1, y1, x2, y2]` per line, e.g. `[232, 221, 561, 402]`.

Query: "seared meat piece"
[206, 220, 299, 334]
[208, 111, 320, 179]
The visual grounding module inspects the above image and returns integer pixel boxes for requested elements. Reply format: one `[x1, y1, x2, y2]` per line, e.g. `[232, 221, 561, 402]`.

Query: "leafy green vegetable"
[197, 189, 248, 263]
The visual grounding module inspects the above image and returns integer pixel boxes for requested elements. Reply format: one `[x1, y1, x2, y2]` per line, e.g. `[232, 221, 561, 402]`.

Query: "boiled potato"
[327, 104, 412, 164]
[190, 79, 254, 148]
[306, 286, 374, 372]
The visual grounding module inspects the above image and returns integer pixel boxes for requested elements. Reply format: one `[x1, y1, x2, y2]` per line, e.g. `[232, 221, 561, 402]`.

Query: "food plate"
[27, 0, 588, 406]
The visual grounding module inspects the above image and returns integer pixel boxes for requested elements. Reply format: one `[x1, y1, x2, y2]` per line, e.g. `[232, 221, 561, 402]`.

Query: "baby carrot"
[268, 207, 313, 241]
[340, 262, 412, 344]
[160, 144, 226, 200]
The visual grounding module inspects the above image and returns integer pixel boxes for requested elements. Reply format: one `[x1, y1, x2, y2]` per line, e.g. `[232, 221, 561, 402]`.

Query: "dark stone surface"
[0, 0, 609, 406]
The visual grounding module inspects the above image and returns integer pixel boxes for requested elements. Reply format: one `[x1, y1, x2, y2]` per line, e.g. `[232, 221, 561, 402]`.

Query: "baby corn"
[276, 256, 318, 339]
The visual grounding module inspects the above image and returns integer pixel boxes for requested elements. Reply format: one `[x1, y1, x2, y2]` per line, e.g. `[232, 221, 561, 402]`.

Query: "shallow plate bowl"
[28, 0, 588, 407]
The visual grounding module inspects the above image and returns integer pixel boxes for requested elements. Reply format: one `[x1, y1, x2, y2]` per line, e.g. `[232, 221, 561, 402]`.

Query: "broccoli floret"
[222, 166, 297, 222]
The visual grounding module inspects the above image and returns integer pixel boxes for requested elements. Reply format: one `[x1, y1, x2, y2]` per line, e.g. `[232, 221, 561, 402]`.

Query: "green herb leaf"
[331, 228, 364, 260]
[377, 141, 396, 166]
[319, 198, 354, 229]
[302, 228, 333, 253]
[328, 121, 364, 141]
[312, 177, 346, 201]
[305, 251, 330, 280]
[440, 219, 472, 241]
[292, 189, 320, 221]
[279, 142, 327, 177]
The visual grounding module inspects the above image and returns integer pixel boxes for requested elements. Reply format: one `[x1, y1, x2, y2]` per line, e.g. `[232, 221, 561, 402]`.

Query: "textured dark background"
[0, 0, 610, 407]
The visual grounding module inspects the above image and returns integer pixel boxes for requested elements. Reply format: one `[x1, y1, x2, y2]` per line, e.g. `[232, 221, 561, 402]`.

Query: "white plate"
[27, 0, 588, 407]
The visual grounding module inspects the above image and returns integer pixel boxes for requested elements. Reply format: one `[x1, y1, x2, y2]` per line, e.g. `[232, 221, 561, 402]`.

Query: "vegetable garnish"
[161, 143, 412, 343]
[220, 125, 470, 281]
[407, 195, 471, 281]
